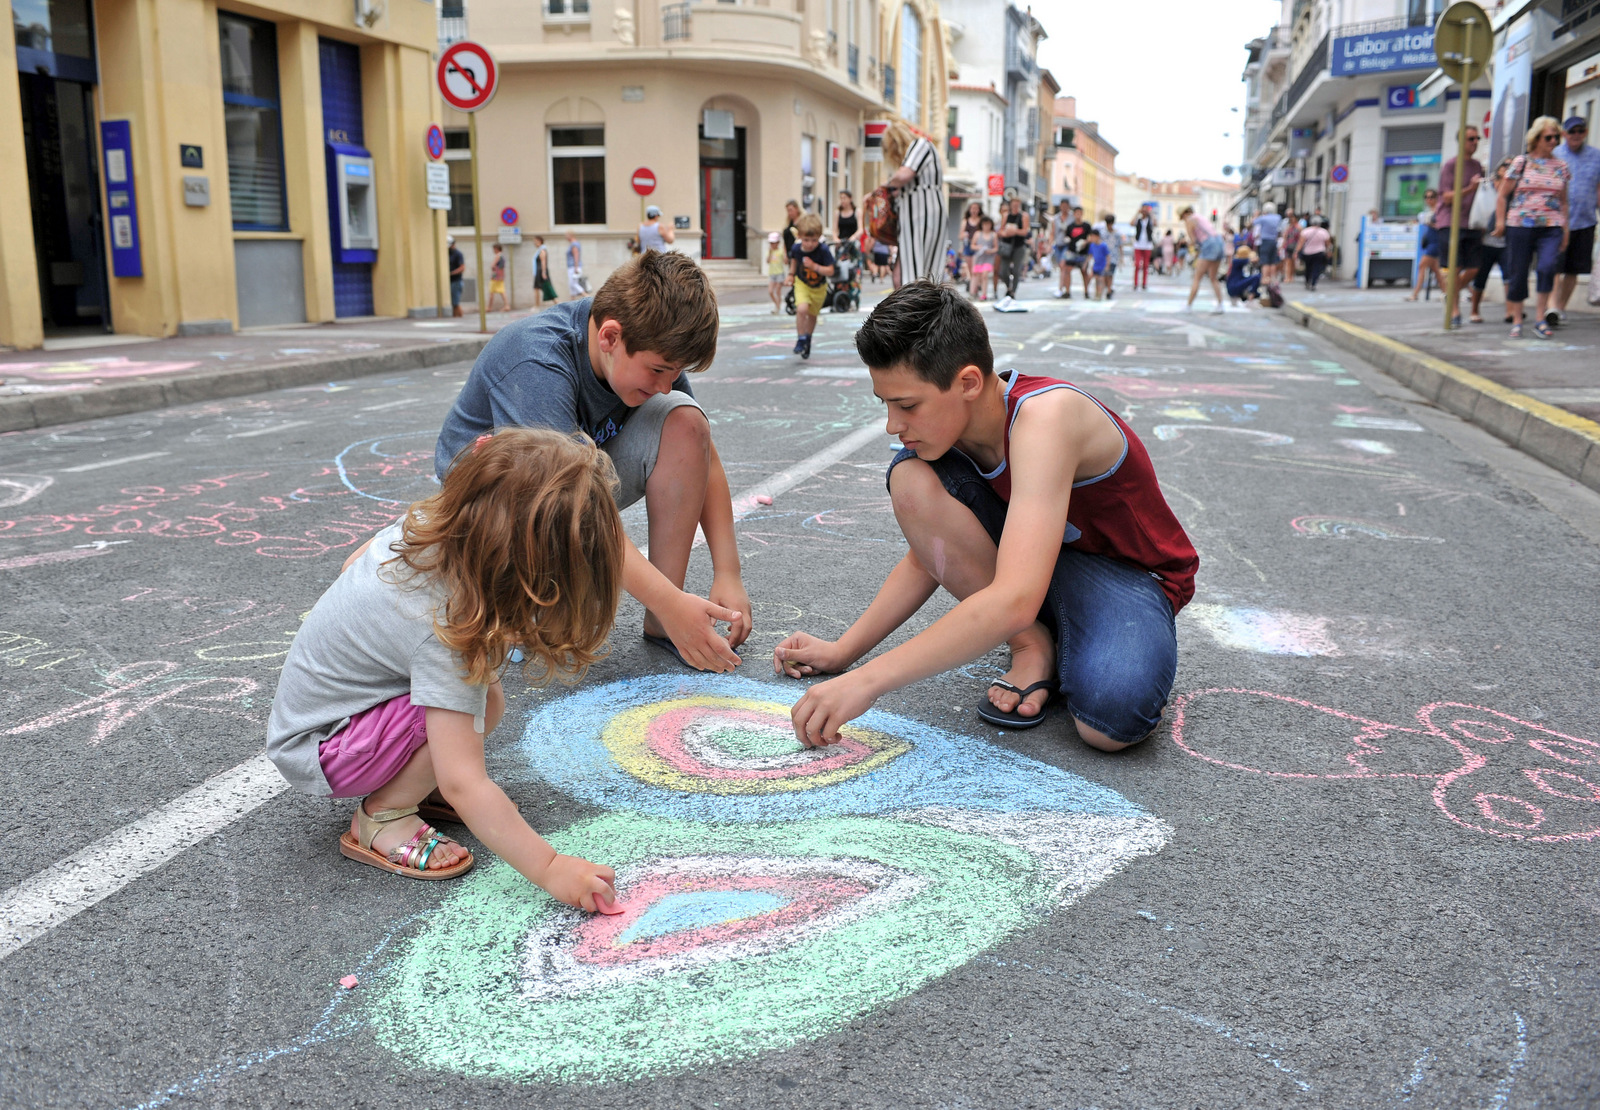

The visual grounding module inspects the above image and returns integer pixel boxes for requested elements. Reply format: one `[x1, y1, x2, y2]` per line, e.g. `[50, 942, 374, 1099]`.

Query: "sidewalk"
[1287, 279, 1600, 420]
[1282, 278, 1600, 492]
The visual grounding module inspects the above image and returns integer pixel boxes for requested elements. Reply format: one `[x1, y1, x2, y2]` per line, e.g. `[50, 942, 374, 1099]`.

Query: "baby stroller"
[829, 238, 862, 313]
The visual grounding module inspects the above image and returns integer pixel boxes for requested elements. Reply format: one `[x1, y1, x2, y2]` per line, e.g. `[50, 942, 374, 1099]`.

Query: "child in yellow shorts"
[785, 213, 835, 360]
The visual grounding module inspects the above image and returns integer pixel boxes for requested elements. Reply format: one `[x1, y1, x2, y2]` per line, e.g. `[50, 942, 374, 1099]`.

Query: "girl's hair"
[388, 427, 625, 688]
[1525, 114, 1563, 152]
[979, 215, 994, 228]
[882, 120, 914, 167]
[838, 190, 854, 204]
[1177, 205, 1195, 219]
[966, 201, 983, 218]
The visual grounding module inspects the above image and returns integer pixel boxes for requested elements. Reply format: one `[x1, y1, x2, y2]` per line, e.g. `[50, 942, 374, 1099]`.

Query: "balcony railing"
[848, 43, 859, 83]
[663, 2, 690, 41]
[438, 3, 467, 44]
[882, 63, 895, 105]
[1283, 32, 1329, 117]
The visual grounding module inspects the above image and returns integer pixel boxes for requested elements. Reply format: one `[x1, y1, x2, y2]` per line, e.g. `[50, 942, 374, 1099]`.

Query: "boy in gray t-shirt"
[435, 251, 751, 673]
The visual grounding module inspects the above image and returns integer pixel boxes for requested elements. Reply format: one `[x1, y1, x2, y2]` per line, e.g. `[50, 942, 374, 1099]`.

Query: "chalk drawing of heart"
[366, 676, 1168, 1082]
[1170, 688, 1600, 843]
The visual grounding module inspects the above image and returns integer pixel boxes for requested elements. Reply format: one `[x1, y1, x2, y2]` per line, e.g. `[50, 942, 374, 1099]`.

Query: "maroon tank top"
[980, 371, 1198, 612]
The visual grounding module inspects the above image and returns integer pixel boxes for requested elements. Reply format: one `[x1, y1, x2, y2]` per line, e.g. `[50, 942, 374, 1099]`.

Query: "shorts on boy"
[793, 279, 828, 314]
[1256, 242, 1280, 267]
[450, 279, 463, 308]
[603, 391, 703, 508]
[885, 449, 1177, 745]
[1559, 225, 1595, 274]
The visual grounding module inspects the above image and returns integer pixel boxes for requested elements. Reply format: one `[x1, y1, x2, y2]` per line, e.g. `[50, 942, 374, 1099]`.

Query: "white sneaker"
[1210, 304, 1225, 315]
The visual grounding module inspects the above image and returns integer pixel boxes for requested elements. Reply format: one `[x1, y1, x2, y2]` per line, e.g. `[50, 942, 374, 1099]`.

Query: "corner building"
[439, 0, 949, 289]
[2, 0, 447, 349]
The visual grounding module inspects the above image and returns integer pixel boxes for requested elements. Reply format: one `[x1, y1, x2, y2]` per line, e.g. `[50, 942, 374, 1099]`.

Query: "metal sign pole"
[470, 112, 487, 334]
[433, 208, 445, 318]
[1435, 2, 1489, 331]
[1443, 29, 1472, 331]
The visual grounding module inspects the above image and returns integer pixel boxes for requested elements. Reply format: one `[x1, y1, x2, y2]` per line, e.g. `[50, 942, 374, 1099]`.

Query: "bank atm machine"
[328, 142, 378, 261]
[1356, 213, 1418, 287]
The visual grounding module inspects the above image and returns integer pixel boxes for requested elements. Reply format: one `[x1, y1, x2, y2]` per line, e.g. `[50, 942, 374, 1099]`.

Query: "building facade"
[1117, 175, 1235, 237]
[4, 0, 447, 349]
[440, 0, 949, 293]
[940, 0, 1044, 231]
[1046, 96, 1116, 219]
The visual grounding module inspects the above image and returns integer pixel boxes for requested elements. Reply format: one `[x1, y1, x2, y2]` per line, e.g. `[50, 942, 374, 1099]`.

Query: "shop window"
[218, 12, 288, 231]
[544, 0, 589, 17]
[899, 5, 921, 126]
[443, 128, 474, 228]
[550, 127, 606, 226]
[12, 0, 94, 57]
[1382, 123, 1442, 218]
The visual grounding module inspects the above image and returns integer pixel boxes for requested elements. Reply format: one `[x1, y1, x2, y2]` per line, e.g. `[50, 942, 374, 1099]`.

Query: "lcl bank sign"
[1332, 26, 1437, 75]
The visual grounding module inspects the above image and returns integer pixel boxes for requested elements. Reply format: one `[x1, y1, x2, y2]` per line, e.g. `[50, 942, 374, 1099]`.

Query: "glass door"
[703, 167, 736, 258]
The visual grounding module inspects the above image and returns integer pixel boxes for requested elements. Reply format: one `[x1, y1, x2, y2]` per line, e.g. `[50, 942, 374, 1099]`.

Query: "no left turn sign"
[437, 42, 498, 112]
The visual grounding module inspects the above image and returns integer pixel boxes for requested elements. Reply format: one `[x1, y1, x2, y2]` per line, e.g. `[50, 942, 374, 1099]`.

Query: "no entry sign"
[437, 42, 498, 112]
[631, 167, 657, 196]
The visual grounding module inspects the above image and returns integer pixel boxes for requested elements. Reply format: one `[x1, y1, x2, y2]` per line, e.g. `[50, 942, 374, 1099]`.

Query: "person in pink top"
[1296, 219, 1332, 289]
[1492, 116, 1572, 338]
[1180, 206, 1226, 313]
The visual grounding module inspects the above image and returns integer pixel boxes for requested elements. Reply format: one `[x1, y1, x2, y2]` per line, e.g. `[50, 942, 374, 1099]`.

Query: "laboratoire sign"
[1332, 26, 1437, 75]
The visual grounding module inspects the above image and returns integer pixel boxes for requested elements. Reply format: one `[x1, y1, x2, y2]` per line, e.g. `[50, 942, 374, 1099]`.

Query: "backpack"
[863, 187, 898, 247]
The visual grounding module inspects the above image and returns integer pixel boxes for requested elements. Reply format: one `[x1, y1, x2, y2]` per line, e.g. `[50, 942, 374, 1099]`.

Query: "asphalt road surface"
[3, 276, 1598, 1109]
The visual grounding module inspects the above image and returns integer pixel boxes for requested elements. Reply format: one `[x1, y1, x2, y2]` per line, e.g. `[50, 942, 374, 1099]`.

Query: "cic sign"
[1333, 26, 1437, 75]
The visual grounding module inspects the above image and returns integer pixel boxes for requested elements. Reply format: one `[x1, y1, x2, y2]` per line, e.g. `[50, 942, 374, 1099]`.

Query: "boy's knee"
[659, 403, 710, 457]
[887, 457, 946, 515]
[1073, 718, 1133, 752]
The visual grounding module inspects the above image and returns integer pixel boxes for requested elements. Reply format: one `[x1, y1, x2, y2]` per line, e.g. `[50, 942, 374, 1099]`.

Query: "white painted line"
[726, 421, 887, 520]
[230, 420, 313, 438]
[0, 754, 288, 961]
[1103, 343, 1115, 355]
[359, 397, 423, 411]
[58, 452, 170, 473]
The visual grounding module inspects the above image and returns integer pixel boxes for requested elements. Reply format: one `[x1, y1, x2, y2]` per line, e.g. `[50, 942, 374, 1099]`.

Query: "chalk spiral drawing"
[1290, 516, 1443, 542]
[1170, 688, 1600, 843]
[1152, 426, 1294, 446]
[367, 676, 1168, 1082]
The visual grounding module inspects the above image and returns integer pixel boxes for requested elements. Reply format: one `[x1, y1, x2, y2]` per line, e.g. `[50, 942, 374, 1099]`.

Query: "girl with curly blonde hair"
[267, 427, 626, 910]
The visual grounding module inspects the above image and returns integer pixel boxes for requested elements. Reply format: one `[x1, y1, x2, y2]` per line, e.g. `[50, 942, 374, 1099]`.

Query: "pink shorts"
[318, 694, 429, 798]
[973, 263, 994, 273]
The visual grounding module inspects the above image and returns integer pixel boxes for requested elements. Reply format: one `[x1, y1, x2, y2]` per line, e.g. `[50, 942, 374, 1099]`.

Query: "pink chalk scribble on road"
[0, 356, 202, 381]
[1170, 688, 1600, 843]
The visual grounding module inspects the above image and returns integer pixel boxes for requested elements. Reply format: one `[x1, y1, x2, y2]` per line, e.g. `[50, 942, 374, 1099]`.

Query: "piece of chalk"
[755, 494, 773, 505]
[340, 975, 359, 989]
[592, 893, 624, 915]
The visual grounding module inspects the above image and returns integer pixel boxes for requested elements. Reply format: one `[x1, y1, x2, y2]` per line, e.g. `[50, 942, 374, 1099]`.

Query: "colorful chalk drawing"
[1289, 516, 1443, 542]
[1184, 603, 1340, 657]
[0, 473, 52, 508]
[1334, 438, 1394, 455]
[0, 355, 202, 381]
[365, 676, 1168, 1082]
[1332, 413, 1424, 432]
[1170, 688, 1600, 843]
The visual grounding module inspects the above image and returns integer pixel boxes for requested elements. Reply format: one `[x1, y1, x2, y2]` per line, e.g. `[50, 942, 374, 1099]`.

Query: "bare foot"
[986, 621, 1057, 720]
[355, 802, 469, 870]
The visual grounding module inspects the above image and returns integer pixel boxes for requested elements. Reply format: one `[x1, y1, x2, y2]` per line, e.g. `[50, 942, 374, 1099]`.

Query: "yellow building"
[438, 0, 948, 291]
[1045, 96, 1115, 220]
[2, 0, 448, 349]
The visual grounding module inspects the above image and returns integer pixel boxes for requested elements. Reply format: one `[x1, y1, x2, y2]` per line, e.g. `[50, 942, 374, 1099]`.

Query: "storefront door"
[17, 4, 110, 335]
[698, 125, 746, 259]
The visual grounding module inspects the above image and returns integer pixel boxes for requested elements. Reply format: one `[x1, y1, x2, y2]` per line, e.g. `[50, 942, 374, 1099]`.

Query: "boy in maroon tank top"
[773, 281, 1198, 752]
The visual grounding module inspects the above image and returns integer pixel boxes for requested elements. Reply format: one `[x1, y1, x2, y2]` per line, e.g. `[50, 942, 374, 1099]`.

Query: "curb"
[0, 335, 491, 433]
[1284, 301, 1600, 493]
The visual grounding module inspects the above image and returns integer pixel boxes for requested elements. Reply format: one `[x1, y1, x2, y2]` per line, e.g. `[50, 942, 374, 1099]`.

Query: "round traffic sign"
[437, 42, 498, 113]
[500, 206, 519, 226]
[1434, 2, 1490, 85]
[631, 167, 657, 196]
[1330, 163, 1349, 184]
[425, 124, 445, 160]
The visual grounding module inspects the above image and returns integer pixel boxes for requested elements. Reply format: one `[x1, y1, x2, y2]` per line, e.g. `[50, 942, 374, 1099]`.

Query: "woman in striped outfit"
[881, 120, 946, 288]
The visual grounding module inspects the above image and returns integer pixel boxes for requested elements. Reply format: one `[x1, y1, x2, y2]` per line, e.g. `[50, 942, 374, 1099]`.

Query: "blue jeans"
[888, 448, 1178, 745]
[1503, 225, 1562, 302]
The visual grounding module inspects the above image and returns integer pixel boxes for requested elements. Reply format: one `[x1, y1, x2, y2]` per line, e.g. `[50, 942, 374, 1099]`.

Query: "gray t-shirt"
[265, 521, 489, 795]
[434, 298, 693, 478]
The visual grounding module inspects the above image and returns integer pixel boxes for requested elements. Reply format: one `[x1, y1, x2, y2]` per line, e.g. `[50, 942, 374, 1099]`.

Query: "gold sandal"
[338, 803, 473, 880]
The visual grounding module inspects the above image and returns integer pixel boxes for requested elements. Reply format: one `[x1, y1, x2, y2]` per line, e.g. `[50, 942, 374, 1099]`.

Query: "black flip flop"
[643, 632, 695, 670]
[976, 679, 1058, 730]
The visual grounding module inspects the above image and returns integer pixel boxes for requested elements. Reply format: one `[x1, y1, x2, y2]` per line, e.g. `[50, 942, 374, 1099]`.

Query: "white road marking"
[0, 755, 289, 961]
[1103, 343, 1115, 355]
[359, 397, 423, 411]
[58, 452, 170, 473]
[725, 421, 887, 520]
[230, 421, 313, 438]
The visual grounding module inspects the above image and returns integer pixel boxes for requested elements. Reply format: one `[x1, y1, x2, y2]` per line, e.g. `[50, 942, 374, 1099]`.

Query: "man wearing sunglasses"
[1552, 116, 1600, 324]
